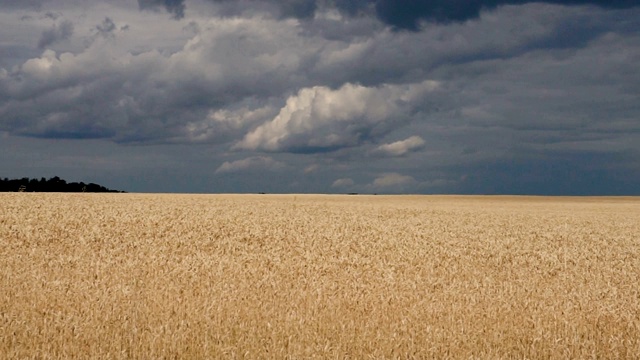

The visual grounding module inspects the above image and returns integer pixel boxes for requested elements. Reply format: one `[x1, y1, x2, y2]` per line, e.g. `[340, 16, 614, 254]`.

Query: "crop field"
[1, 193, 639, 358]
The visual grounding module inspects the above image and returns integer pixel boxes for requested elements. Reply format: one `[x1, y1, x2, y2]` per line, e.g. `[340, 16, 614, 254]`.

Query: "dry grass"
[1, 193, 639, 359]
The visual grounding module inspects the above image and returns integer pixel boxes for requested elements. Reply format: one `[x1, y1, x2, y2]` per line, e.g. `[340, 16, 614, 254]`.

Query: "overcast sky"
[1, 0, 639, 194]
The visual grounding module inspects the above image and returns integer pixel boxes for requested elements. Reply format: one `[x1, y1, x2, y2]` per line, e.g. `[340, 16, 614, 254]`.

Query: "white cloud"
[215, 156, 285, 174]
[181, 105, 277, 143]
[236, 80, 440, 152]
[375, 136, 426, 157]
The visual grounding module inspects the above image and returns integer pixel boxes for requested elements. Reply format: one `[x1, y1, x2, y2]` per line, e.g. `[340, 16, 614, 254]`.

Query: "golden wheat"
[1, 193, 639, 358]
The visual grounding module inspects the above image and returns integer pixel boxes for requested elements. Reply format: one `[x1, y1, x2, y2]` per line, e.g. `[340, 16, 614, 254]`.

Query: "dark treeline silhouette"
[0, 176, 125, 193]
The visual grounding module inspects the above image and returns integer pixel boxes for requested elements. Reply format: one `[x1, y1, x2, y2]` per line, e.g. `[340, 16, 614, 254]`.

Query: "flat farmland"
[1, 193, 639, 358]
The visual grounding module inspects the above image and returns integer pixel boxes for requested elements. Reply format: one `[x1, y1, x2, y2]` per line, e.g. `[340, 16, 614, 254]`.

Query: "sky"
[1, 0, 639, 194]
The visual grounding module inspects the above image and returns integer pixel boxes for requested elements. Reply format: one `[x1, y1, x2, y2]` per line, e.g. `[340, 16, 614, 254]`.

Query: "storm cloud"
[371, 0, 639, 29]
[137, 0, 639, 29]
[0, 0, 638, 194]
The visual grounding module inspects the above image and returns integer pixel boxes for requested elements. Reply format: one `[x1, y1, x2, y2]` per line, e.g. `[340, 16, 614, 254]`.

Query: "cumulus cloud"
[180, 105, 278, 143]
[38, 19, 73, 49]
[2, 4, 634, 147]
[236, 80, 440, 152]
[215, 156, 285, 174]
[0, 16, 318, 142]
[375, 136, 425, 157]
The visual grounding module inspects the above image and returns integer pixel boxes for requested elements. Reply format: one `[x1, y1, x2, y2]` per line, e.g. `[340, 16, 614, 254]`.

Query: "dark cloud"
[97, 17, 116, 33]
[275, 0, 318, 19]
[373, 0, 488, 29]
[43, 12, 60, 20]
[455, 152, 640, 195]
[96, 17, 116, 37]
[371, 0, 640, 30]
[138, 0, 186, 19]
[332, 0, 373, 16]
[37, 19, 73, 49]
[3, 4, 637, 149]
[133, 0, 639, 30]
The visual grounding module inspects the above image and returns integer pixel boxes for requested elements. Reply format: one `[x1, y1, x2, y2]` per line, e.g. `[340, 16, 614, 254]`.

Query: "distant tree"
[0, 176, 125, 193]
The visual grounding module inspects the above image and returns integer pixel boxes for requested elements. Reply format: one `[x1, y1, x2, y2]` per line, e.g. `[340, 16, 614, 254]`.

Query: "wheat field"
[1, 193, 639, 359]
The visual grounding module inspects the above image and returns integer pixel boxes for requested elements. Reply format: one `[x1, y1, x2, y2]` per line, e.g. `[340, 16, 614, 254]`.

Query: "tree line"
[0, 176, 125, 193]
